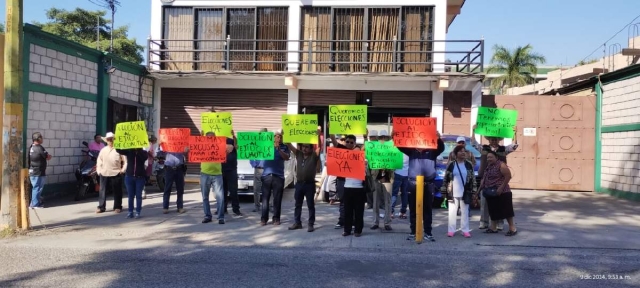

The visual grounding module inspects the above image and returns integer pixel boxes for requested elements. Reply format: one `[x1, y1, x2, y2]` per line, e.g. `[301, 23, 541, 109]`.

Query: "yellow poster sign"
[282, 114, 318, 144]
[328, 105, 367, 135]
[114, 121, 150, 149]
[201, 112, 233, 138]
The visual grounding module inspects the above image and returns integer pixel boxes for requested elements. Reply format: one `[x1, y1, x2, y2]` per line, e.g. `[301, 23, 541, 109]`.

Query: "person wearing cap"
[159, 137, 188, 214]
[96, 132, 126, 214]
[260, 129, 290, 226]
[200, 131, 235, 225]
[448, 136, 476, 166]
[368, 130, 394, 231]
[364, 130, 377, 209]
[471, 124, 518, 230]
[285, 131, 322, 232]
[28, 132, 52, 209]
[250, 128, 269, 212]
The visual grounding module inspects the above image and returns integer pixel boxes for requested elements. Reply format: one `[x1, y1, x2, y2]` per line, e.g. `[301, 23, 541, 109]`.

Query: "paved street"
[1, 186, 639, 287]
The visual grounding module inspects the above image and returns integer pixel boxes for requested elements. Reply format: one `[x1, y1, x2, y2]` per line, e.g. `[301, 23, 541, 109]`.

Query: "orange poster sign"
[159, 128, 191, 153]
[393, 117, 438, 149]
[326, 147, 365, 180]
[188, 136, 228, 163]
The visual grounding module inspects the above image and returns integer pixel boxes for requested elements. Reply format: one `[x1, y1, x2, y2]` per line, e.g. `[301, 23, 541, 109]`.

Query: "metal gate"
[482, 95, 596, 191]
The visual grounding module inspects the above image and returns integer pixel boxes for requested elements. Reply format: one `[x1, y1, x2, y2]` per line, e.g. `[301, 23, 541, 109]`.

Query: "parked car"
[434, 135, 481, 193]
[236, 153, 297, 196]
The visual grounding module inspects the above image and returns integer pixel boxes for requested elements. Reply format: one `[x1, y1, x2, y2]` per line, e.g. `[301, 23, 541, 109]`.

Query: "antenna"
[88, 0, 121, 53]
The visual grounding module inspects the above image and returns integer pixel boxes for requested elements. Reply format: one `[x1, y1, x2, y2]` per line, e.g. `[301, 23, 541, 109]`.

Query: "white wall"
[110, 70, 153, 105]
[29, 44, 98, 95]
[602, 76, 640, 126]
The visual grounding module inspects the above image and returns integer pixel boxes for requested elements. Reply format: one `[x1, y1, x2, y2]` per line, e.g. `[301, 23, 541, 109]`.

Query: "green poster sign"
[282, 114, 318, 144]
[364, 141, 404, 170]
[236, 132, 275, 160]
[328, 105, 367, 135]
[474, 107, 518, 138]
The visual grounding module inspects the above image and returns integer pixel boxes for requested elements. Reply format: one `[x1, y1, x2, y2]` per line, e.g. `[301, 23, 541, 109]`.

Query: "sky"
[1, 0, 640, 67]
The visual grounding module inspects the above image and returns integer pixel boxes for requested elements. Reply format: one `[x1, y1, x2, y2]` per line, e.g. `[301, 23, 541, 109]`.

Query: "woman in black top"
[118, 148, 148, 219]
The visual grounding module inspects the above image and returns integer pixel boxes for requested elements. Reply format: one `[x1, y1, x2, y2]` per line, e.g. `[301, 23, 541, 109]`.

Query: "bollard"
[20, 168, 30, 230]
[415, 175, 424, 244]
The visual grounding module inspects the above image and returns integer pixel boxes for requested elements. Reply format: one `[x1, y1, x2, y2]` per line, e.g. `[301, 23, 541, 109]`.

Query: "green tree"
[486, 44, 546, 94]
[33, 8, 144, 64]
[0, 23, 4, 33]
[576, 58, 598, 67]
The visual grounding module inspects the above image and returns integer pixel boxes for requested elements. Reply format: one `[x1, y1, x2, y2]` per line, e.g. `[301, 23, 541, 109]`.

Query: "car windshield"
[442, 138, 481, 158]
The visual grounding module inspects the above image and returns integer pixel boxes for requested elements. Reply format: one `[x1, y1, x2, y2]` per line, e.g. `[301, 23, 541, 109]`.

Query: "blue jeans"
[391, 173, 409, 214]
[29, 176, 46, 207]
[125, 176, 145, 214]
[201, 173, 224, 220]
[163, 167, 185, 209]
[294, 182, 316, 225]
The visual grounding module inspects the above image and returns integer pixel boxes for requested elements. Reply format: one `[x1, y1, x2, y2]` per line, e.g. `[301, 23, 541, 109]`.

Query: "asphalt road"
[1, 244, 638, 287]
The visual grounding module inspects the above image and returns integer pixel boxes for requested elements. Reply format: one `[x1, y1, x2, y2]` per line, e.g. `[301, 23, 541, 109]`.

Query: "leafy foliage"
[33, 8, 143, 64]
[486, 44, 546, 94]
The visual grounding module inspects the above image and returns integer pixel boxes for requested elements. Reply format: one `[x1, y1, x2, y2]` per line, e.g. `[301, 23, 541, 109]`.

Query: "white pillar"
[432, 90, 444, 133]
[287, 5, 301, 72]
[470, 81, 482, 142]
[287, 89, 299, 114]
[432, 0, 447, 73]
[149, 0, 162, 71]
[153, 81, 162, 136]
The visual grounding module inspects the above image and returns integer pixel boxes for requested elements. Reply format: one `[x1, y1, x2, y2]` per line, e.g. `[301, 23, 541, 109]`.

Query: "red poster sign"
[188, 136, 228, 163]
[159, 128, 190, 153]
[392, 117, 438, 149]
[326, 147, 365, 180]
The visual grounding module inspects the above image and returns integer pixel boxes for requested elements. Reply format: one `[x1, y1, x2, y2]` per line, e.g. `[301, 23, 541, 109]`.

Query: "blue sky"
[3, 0, 640, 66]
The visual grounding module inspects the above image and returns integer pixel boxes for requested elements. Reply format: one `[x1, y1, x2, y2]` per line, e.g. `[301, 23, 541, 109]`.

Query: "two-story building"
[148, 0, 484, 172]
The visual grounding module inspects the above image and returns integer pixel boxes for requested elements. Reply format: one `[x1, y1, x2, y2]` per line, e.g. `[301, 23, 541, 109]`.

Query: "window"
[107, 100, 138, 133]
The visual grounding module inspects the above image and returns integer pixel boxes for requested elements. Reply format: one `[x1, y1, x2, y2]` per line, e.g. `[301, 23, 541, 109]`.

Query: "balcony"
[147, 38, 483, 74]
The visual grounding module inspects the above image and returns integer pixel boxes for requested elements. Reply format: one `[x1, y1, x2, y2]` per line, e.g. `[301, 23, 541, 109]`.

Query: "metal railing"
[147, 37, 484, 73]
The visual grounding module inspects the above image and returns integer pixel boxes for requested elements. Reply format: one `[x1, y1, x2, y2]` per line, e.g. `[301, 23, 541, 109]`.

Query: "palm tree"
[487, 44, 546, 94]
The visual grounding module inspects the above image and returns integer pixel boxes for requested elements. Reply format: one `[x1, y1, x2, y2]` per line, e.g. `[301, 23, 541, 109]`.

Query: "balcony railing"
[147, 37, 484, 73]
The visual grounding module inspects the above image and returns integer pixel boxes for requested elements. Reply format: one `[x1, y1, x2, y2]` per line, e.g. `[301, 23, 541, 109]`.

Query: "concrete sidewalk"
[5, 186, 640, 253]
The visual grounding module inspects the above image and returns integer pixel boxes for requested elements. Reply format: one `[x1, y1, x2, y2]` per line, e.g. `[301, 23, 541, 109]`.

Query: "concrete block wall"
[26, 92, 97, 184]
[602, 76, 640, 126]
[600, 131, 640, 194]
[110, 70, 153, 105]
[28, 44, 99, 95]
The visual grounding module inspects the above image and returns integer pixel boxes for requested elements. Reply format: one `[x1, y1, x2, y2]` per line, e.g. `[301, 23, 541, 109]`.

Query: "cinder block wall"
[110, 70, 153, 105]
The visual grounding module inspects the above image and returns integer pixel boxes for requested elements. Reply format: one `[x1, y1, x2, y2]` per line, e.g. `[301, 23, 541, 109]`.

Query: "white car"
[236, 153, 297, 195]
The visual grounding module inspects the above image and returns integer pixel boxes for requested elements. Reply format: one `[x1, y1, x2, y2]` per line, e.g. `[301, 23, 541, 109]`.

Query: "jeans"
[125, 175, 145, 214]
[163, 167, 185, 210]
[391, 174, 409, 214]
[408, 181, 434, 235]
[223, 169, 240, 212]
[201, 173, 224, 220]
[293, 182, 316, 225]
[29, 176, 46, 207]
[343, 187, 366, 234]
[261, 175, 284, 222]
[98, 175, 123, 211]
[373, 182, 392, 225]
[253, 168, 264, 208]
[448, 197, 470, 233]
[336, 178, 345, 225]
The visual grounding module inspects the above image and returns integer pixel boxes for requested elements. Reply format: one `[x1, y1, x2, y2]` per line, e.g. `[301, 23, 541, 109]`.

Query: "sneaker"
[260, 221, 267, 226]
[370, 224, 379, 230]
[447, 232, 455, 237]
[125, 213, 134, 219]
[202, 218, 212, 224]
[114, 209, 122, 214]
[163, 209, 169, 214]
[96, 209, 105, 214]
[384, 225, 392, 231]
[273, 220, 281, 226]
[233, 210, 243, 216]
[218, 219, 225, 225]
[289, 223, 303, 230]
[424, 234, 436, 242]
[30, 206, 43, 210]
[479, 224, 488, 230]
[497, 224, 504, 231]
[177, 209, 187, 214]
[407, 234, 416, 241]
[307, 225, 315, 232]
[463, 232, 471, 238]
[134, 213, 141, 219]
[334, 223, 343, 229]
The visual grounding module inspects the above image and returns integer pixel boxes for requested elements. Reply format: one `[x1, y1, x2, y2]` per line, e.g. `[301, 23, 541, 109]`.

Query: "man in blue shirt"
[160, 146, 187, 214]
[260, 130, 290, 226]
[250, 128, 269, 212]
[222, 130, 242, 216]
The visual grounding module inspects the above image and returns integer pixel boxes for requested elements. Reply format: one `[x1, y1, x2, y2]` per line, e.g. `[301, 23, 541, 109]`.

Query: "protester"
[222, 130, 243, 216]
[447, 136, 476, 216]
[88, 134, 105, 152]
[471, 125, 518, 230]
[391, 152, 409, 219]
[480, 151, 517, 236]
[96, 132, 125, 214]
[286, 140, 321, 232]
[145, 135, 158, 185]
[398, 131, 445, 242]
[28, 132, 52, 209]
[117, 148, 148, 219]
[160, 141, 187, 214]
[260, 130, 290, 226]
[200, 132, 235, 224]
[250, 128, 269, 213]
[369, 130, 394, 231]
[441, 146, 476, 238]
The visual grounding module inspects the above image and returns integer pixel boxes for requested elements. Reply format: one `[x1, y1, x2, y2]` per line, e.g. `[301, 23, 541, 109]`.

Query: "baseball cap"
[378, 130, 389, 137]
[369, 130, 378, 136]
[456, 136, 466, 143]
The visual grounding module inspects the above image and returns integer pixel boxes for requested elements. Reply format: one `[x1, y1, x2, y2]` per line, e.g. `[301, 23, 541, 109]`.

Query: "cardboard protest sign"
[393, 117, 438, 149]
[328, 105, 367, 135]
[159, 128, 190, 153]
[201, 112, 233, 138]
[282, 114, 318, 144]
[364, 141, 404, 170]
[326, 147, 365, 180]
[474, 107, 518, 138]
[114, 121, 149, 149]
[188, 136, 227, 163]
[236, 132, 275, 160]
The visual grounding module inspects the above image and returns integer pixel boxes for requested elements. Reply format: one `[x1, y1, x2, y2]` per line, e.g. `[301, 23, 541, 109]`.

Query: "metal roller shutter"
[371, 91, 432, 108]
[160, 88, 288, 173]
[299, 90, 356, 106]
